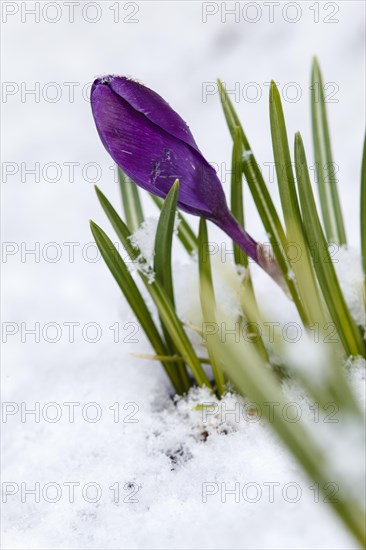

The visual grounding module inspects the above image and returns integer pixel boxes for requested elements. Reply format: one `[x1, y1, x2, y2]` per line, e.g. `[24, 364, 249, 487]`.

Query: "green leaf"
[150, 193, 198, 255]
[132, 353, 210, 365]
[210, 330, 365, 548]
[198, 219, 225, 396]
[118, 167, 144, 232]
[217, 78, 307, 323]
[230, 127, 247, 267]
[95, 185, 138, 260]
[89, 220, 183, 393]
[269, 82, 302, 226]
[93, 188, 211, 389]
[146, 277, 212, 389]
[294, 132, 365, 358]
[154, 180, 190, 390]
[154, 180, 179, 305]
[361, 134, 366, 300]
[270, 81, 324, 327]
[311, 58, 346, 245]
[217, 79, 286, 257]
[229, 127, 268, 360]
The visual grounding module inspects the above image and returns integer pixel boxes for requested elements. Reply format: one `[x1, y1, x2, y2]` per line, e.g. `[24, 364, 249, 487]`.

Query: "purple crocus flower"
[91, 75, 272, 272]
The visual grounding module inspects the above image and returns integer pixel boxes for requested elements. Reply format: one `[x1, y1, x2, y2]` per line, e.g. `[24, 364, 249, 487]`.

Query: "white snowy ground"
[2, 1, 366, 549]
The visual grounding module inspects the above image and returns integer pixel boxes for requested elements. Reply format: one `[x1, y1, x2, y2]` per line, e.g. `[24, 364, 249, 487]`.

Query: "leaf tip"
[311, 56, 322, 83]
[269, 80, 279, 101]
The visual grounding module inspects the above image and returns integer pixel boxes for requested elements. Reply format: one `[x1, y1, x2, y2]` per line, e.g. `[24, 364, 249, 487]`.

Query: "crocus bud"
[91, 76, 263, 267]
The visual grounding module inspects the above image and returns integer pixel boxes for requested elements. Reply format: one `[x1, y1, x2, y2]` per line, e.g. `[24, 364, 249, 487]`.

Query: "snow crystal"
[129, 217, 158, 268]
[128, 217, 159, 283]
[334, 246, 366, 330]
[242, 150, 253, 161]
[346, 356, 366, 408]
[127, 214, 181, 285]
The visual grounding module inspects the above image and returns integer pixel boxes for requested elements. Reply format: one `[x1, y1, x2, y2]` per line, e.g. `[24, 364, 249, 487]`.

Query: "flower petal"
[94, 76, 200, 153]
[91, 80, 228, 218]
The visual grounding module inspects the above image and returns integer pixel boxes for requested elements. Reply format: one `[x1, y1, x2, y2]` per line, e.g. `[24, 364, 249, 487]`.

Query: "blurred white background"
[1, 2, 365, 548]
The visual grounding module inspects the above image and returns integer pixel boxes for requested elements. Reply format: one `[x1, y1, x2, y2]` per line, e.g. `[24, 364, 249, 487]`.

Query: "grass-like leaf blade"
[198, 219, 225, 396]
[145, 278, 212, 389]
[210, 330, 365, 547]
[217, 78, 307, 322]
[230, 127, 247, 267]
[311, 58, 346, 245]
[95, 185, 138, 260]
[89, 220, 183, 393]
[93, 188, 211, 389]
[294, 132, 365, 358]
[270, 81, 324, 327]
[150, 193, 198, 255]
[154, 180, 179, 305]
[118, 167, 144, 232]
[229, 128, 268, 360]
[154, 180, 191, 390]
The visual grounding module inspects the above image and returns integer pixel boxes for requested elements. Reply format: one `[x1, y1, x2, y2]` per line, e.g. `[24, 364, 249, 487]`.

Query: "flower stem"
[215, 212, 288, 293]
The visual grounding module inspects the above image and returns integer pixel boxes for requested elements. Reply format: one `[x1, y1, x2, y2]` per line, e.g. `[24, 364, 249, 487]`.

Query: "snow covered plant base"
[88, 60, 366, 548]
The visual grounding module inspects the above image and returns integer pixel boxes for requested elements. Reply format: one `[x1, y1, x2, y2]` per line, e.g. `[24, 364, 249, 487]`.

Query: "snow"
[129, 217, 159, 267]
[347, 356, 366, 408]
[129, 216, 159, 282]
[128, 213, 182, 282]
[284, 336, 331, 389]
[2, 1, 366, 548]
[334, 246, 366, 331]
[2, 359, 364, 550]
